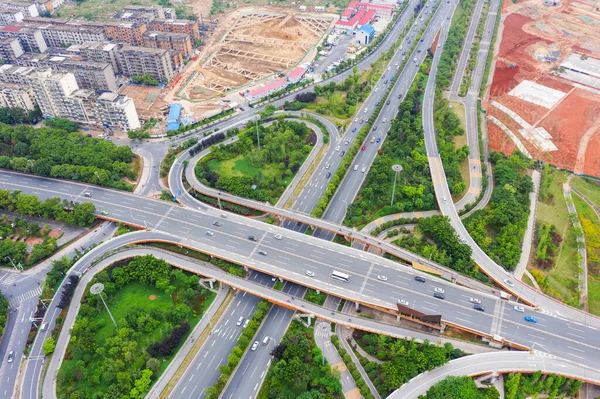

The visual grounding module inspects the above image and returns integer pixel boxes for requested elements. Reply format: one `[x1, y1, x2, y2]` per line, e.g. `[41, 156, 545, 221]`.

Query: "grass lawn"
[571, 176, 600, 209]
[449, 100, 469, 200]
[58, 282, 213, 397]
[530, 168, 579, 305]
[305, 288, 327, 306]
[573, 194, 600, 315]
[207, 155, 263, 179]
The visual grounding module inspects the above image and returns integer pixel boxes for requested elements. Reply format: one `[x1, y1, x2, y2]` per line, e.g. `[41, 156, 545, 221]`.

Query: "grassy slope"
[449, 100, 469, 200]
[573, 195, 600, 315]
[532, 169, 579, 304]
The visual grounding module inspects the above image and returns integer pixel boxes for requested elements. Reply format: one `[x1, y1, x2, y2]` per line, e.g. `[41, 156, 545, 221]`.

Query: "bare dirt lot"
[179, 8, 332, 104]
[485, 0, 600, 177]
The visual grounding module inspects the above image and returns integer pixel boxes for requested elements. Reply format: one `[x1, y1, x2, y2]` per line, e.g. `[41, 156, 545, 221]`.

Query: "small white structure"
[314, 6, 325, 11]
[299, 5, 307, 11]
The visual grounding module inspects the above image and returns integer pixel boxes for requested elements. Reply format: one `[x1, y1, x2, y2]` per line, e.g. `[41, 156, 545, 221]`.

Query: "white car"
[335, 146, 341, 152]
[354, 164, 359, 171]
[513, 305, 525, 312]
[398, 299, 409, 306]
[325, 163, 331, 169]
[274, 234, 283, 240]
[344, 139, 350, 145]
[377, 275, 387, 281]
[361, 165, 367, 173]
[243, 319, 250, 328]
[354, 118, 359, 122]
[504, 279, 515, 287]
[382, 118, 387, 123]
[205, 231, 214, 236]
[237, 316, 244, 326]
[374, 87, 378, 92]
[306, 271, 315, 277]
[434, 287, 445, 294]
[388, 66, 391, 71]
[469, 298, 481, 304]
[251, 341, 259, 351]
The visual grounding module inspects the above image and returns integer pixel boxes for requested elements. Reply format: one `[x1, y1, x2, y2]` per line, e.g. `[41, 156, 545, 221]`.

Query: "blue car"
[524, 316, 537, 323]
[352, 127, 357, 132]
[376, 137, 381, 143]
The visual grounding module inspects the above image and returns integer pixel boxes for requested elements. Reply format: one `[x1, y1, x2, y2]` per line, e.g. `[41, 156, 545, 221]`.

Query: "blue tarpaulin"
[168, 103, 182, 123]
[167, 122, 181, 131]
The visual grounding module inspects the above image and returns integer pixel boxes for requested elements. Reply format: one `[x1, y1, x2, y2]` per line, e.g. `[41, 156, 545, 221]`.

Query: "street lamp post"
[390, 164, 403, 206]
[91, 283, 117, 328]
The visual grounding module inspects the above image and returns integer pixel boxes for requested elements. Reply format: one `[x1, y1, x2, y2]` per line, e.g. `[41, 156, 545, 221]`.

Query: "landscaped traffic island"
[196, 119, 316, 204]
[56, 255, 216, 399]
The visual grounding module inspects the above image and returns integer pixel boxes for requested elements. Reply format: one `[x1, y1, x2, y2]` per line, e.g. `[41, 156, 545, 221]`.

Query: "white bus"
[331, 270, 351, 282]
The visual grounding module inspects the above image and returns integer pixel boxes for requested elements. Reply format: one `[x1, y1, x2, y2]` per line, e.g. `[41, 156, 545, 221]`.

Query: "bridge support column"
[217, 197, 222, 210]
[199, 278, 216, 290]
[280, 217, 284, 227]
[355, 302, 360, 311]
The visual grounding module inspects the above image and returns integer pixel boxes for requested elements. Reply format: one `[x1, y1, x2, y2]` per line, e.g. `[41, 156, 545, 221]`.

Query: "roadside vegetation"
[350, 330, 466, 397]
[330, 335, 376, 399]
[0, 122, 136, 191]
[528, 166, 579, 306]
[205, 301, 271, 398]
[432, 0, 476, 198]
[0, 292, 7, 338]
[463, 151, 533, 270]
[197, 119, 315, 204]
[344, 56, 436, 227]
[392, 215, 488, 282]
[57, 255, 215, 399]
[571, 176, 600, 208]
[304, 288, 326, 306]
[573, 192, 600, 315]
[0, 214, 59, 269]
[420, 376, 499, 399]
[258, 320, 342, 399]
[0, 106, 41, 125]
[504, 371, 582, 399]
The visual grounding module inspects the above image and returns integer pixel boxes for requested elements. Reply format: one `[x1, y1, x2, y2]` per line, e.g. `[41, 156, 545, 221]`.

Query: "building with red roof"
[334, 9, 365, 31]
[357, 9, 376, 27]
[347, 1, 394, 17]
[287, 66, 306, 83]
[245, 78, 288, 102]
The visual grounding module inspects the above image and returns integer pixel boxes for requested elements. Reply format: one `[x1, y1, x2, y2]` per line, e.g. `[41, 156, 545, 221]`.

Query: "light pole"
[255, 116, 261, 152]
[390, 164, 403, 206]
[91, 283, 117, 328]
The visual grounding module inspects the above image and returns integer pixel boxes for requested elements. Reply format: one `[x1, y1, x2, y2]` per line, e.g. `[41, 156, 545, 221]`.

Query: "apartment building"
[0, 0, 39, 18]
[28, 22, 106, 47]
[104, 21, 147, 46]
[0, 63, 35, 84]
[122, 5, 175, 19]
[25, 68, 77, 117]
[0, 83, 36, 111]
[142, 31, 192, 57]
[118, 45, 174, 82]
[57, 59, 117, 91]
[113, 11, 156, 24]
[70, 41, 122, 74]
[0, 37, 24, 63]
[0, 25, 46, 52]
[0, 10, 24, 26]
[148, 18, 199, 40]
[92, 92, 140, 130]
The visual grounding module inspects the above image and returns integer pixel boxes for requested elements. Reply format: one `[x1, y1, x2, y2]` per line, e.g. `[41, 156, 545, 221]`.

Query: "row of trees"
[206, 301, 271, 398]
[58, 255, 210, 399]
[197, 119, 314, 204]
[464, 152, 534, 269]
[0, 190, 96, 227]
[419, 376, 499, 399]
[505, 371, 582, 399]
[0, 123, 135, 190]
[344, 61, 437, 226]
[260, 321, 342, 399]
[394, 215, 487, 281]
[0, 106, 42, 125]
[352, 330, 466, 397]
[0, 292, 7, 338]
[0, 215, 60, 268]
[330, 335, 376, 399]
[131, 74, 160, 86]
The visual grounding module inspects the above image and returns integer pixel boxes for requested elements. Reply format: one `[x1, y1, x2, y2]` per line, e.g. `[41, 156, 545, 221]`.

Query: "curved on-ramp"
[388, 351, 600, 399]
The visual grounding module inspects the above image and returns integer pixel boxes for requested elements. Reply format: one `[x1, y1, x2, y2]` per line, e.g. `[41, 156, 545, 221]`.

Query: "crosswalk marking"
[9, 286, 42, 307]
[0, 273, 19, 286]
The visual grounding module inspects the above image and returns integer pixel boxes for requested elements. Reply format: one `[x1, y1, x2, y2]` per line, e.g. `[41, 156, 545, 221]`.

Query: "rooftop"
[248, 78, 287, 97]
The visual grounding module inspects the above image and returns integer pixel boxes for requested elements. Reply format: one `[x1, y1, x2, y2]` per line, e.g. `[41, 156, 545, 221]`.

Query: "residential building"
[113, 11, 156, 24]
[34, 0, 54, 15]
[245, 78, 288, 102]
[0, 0, 39, 18]
[148, 18, 199, 40]
[71, 41, 122, 74]
[0, 83, 36, 111]
[93, 91, 140, 130]
[26, 68, 79, 118]
[34, 23, 107, 47]
[104, 21, 147, 46]
[122, 5, 174, 19]
[0, 37, 24, 62]
[169, 48, 183, 69]
[0, 63, 36, 84]
[118, 45, 174, 82]
[357, 9, 376, 28]
[54, 59, 117, 91]
[0, 25, 46, 52]
[142, 30, 192, 57]
[335, 9, 365, 31]
[0, 10, 24, 26]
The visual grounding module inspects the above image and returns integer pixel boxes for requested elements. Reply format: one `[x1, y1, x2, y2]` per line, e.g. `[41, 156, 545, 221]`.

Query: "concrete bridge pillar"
[355, 302, 360, 311]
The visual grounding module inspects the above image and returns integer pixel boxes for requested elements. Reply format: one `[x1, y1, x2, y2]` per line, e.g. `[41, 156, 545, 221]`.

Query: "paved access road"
[170, 272, 271, 399]
[387, 351, 600, 399]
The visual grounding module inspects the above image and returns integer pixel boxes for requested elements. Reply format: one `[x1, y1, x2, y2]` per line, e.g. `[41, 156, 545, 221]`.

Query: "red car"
[361, 145, 366, 151]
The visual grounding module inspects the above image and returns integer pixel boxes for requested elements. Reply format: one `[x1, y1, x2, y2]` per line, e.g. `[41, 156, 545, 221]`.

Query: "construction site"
[178, 9, 333, 103]
[484, 0, 600, 177]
